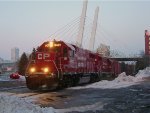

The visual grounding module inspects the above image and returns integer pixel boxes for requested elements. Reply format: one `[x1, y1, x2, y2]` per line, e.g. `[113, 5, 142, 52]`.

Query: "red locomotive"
[25, 40, 121, 90]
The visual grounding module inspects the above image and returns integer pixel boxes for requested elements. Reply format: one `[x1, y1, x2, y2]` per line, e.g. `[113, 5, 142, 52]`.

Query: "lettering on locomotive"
[37, 53, 50, 60]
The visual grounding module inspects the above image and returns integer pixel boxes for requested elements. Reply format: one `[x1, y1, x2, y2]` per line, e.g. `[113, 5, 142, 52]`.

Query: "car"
[10, 72, 20, 79]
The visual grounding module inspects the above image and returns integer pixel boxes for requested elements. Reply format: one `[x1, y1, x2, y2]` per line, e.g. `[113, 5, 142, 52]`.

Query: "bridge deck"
[110, 58, 143, 61]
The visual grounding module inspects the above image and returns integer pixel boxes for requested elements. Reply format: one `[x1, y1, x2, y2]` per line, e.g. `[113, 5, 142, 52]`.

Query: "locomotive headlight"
[49, 41, 54, 48]
[30, 67, 36, 73]
[43, 67, 49, 73]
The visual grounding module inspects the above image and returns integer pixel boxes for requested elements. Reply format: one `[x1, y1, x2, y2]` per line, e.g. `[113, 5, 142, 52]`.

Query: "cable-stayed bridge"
[45, 0, 143, 61]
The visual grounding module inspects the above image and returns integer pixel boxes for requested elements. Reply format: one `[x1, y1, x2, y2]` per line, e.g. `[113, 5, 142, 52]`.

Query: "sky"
[0, 0, 150, 60]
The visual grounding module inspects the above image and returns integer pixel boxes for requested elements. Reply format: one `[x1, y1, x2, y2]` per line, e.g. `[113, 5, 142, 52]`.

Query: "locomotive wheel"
[67, 77, 73, 87]
[72, 76, 80, 86]
[89, 74, 95, 83]
[90, 73, 101, 83]
[97, 72, 101, 81]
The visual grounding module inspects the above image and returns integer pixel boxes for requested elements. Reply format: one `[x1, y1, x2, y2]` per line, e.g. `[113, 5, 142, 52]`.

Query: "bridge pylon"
[76, 0, 88, 48]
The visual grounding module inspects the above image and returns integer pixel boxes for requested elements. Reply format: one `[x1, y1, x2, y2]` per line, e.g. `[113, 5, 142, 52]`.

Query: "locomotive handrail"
[58, 57, 63, 80]
[52, 60, 59, 79]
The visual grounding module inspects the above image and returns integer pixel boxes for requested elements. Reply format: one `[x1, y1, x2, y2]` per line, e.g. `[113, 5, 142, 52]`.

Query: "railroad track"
[0, 82, 90, 99]
[0, 85, 60, 99]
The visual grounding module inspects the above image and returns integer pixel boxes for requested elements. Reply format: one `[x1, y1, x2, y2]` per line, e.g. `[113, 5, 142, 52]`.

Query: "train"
[25, 40, 121, 90]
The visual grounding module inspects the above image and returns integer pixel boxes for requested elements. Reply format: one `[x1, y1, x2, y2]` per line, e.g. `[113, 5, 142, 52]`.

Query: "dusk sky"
[0, 0, 150, 60]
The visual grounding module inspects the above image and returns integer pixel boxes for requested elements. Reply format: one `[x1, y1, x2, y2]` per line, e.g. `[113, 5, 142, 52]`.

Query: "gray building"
[0, 61, 17, 74]
[0, 57, 3, 63]
[0, 58, 3, 73]
[11, 47, 19, 62]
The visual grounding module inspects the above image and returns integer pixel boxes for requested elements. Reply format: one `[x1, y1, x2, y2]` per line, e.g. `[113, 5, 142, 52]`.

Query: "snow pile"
[73, 72, 136, 89]
[18, 75, 26, 81]
[0, 94, 56, 113]
[114, 72, 135, 82]
[8, 75, 26, 82]
[135, 67, 150, 81]
[0, 74, 25, 81]
[72, 67, 150, 89]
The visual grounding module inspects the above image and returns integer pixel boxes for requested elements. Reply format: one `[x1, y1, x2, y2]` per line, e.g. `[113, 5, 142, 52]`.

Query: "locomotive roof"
[63, 42, 75, 51]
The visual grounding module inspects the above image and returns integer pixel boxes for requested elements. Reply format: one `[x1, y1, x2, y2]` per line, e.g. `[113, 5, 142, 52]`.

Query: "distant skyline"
[0, 0, 150, 60]
[11, 47, 19, 62]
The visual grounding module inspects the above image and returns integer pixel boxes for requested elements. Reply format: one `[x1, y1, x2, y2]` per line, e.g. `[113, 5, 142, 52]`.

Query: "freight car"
[25, 40, 121, 90]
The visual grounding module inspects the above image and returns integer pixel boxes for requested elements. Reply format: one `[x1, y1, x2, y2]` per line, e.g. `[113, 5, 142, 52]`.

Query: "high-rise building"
[145, 30, 150, 55]
[11, 47, 19, 62]
[97, 43, 110, 57]
[0, 57, 4, 63]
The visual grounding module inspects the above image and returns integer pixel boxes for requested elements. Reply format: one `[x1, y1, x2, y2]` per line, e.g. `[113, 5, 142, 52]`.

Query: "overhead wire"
[32, 13, 133, 58]
[48, 16, 80, 40]
[84, 16, 129, 57]
[99, 26, 127, 57]
[34, 16, 81, 48]
[55, 18, 80, 43]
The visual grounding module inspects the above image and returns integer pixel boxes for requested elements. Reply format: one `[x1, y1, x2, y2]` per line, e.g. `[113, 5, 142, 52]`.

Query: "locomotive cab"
[25, 40, 64, 89]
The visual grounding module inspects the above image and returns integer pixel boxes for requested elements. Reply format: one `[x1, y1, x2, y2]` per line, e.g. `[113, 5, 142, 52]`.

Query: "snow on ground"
[0, 67, 150, 113]
[135, 67, 150, 81]
[0, 74, 25, 81]
[0, 94, 56, 113]
[58, 101, 106, 113]
[0, 92, 106, 113]
[19, 75, 26, 81]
